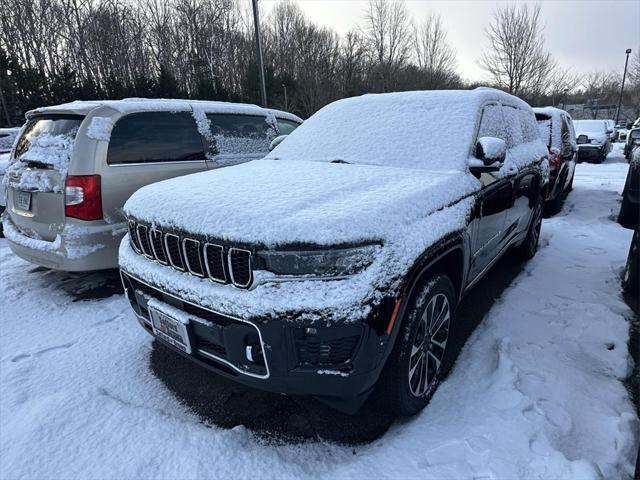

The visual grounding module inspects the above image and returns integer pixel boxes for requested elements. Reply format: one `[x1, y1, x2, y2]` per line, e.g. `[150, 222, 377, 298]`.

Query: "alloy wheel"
[408, 293, 450, 397]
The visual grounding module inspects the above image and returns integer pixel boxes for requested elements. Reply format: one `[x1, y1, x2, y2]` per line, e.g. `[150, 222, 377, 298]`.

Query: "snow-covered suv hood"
[124, 159, 480, 246]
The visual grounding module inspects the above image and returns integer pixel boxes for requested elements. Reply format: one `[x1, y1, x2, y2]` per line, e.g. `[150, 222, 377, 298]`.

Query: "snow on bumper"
[3, 215, 110, 270]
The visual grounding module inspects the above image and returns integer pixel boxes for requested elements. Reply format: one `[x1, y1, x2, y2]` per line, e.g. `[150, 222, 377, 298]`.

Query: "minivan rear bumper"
[3, 215, 122, 271]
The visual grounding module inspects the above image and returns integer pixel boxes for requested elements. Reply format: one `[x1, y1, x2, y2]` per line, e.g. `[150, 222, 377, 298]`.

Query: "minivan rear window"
[107, 112, 204, 165]
[15, 115, 83, 172]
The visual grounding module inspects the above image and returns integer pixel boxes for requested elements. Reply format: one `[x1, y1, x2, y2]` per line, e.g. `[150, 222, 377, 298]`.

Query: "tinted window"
[277, 119, 300, 135]
[205, 113, 276, 157]
[107, 112, 204, 165]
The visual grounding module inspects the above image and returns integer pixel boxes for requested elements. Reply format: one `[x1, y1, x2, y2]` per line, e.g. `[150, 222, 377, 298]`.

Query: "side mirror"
[577, 134, 589, 145]
[269, 135, 287, 151]
[470, 137, 506, 174]
[476, 137, 506, 164]
[606, 129, 614, 135]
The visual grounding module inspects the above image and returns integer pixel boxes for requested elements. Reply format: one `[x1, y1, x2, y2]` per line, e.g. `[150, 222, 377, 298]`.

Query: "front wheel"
[515, 197, 543, 260]
[377, 273, 458, 416]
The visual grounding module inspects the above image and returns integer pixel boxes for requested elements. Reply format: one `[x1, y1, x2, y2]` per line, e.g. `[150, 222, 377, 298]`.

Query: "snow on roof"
[27, 98, 302, 123]
[266, 88, 531, 171]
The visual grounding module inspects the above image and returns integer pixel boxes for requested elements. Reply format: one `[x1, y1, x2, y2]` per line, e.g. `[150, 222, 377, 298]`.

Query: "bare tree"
[362, 0, 412, 91]
[413, 12, 458, 89]
[480, 4, 555, 96]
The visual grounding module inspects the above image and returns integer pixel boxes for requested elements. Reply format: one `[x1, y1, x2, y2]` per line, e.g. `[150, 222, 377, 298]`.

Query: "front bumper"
[576, 145, 605, 162]
[120, 270, 392, 411]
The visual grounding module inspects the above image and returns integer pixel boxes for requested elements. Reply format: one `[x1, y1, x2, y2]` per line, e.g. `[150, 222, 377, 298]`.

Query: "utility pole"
[282, 83, 288, 111]
[615, 48, 632, 124]
[252, 0, 267, 107]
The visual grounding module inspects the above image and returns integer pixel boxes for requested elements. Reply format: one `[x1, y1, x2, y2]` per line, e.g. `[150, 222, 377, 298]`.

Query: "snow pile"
[0, 145, 636, 479]
[86, 116, 113, 141]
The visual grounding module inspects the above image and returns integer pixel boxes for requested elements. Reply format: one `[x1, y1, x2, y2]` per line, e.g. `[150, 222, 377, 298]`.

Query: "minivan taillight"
[65, 175, 103, 221]
[548, 147, 561, 171]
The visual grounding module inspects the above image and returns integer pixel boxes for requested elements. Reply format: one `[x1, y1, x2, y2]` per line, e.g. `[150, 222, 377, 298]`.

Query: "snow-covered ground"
[0, 144, 637, 479]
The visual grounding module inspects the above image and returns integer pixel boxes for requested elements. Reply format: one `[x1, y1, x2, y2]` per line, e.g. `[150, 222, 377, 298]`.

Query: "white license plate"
[16, 190, 31, 211]
[150, 307, 192, 354]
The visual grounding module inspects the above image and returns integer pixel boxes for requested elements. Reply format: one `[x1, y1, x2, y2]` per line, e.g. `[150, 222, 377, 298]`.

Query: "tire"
[515, 196, 543, 260]
[377, 273, 459, 416]
[622, 230, 639, 295]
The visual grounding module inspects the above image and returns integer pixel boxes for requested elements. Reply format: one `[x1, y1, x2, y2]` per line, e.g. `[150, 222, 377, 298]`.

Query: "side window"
[477, 104, 507, 146]
[107, 112, 204, 165]
[205, 114, 277, 157]
[277, 119, 300, 136]
[519, 109, 540, 143]
[502, 106, 524, 148]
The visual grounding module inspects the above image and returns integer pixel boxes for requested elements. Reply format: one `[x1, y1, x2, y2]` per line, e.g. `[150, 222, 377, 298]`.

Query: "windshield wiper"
[330, 159, 351, 164]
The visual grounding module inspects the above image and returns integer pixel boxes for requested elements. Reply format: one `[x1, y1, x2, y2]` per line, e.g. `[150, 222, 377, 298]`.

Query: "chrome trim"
[149, 228, 168, 266]
[203, 243, 227, 284]
[108, 159, 207, 167]
[228, 247, 253, 288]
[182, 237, 205, 278]
[136, 224, 154, 259]
[128, 220, 141, 254]
[164, 233, 186, 271]
[121, 270, 270, 379]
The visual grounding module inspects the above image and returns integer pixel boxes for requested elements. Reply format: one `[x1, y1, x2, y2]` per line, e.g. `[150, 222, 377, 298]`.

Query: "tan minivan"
[2, 99, 301, 271]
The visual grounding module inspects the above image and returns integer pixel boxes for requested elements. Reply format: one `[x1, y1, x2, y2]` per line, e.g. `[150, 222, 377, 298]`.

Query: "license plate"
[150, 307, 192, 354]
[16, 190, 31, 211]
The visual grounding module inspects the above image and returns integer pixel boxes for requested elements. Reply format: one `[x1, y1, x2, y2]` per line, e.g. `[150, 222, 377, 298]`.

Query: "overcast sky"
[261, 0, 640, 82]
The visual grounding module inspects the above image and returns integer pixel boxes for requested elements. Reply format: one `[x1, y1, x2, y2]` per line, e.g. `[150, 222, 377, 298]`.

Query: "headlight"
[258, 244, 380, 277]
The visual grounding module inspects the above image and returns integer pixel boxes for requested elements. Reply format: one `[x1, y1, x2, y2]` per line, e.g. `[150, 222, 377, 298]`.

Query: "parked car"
[534, 107, 576, 213]
[574, 119, 612, 163]
[618, 127, 629, 142]
[624, 127, 640, 161]
[618, 147, 639, 296]
[0, 127, 21, 235]
[119, 88, 548, 415]
[605, 119, 617, 141]
[2, 99, 301, 271]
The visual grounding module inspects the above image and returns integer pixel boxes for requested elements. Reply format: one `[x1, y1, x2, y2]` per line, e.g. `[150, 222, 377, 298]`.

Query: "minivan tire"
[377, 273, 458, 416]
[622, 230, 639, 295]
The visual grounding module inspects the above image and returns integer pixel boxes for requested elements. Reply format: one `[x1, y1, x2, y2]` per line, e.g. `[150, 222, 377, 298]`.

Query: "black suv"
[120, 88, 548, 415]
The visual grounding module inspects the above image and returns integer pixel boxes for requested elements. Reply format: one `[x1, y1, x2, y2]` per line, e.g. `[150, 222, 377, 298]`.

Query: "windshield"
[574, 120, 606, 135]
[264, 91, 479, 171]
[15, 115, 83, 172]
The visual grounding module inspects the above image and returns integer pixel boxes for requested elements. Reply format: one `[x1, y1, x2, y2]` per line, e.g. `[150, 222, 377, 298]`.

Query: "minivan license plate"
[150, 308, 192, 354]
[16, 191, 31, 211]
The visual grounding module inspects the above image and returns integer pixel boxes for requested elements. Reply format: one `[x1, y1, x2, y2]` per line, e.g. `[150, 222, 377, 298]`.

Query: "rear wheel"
[378, 274, 459, 416]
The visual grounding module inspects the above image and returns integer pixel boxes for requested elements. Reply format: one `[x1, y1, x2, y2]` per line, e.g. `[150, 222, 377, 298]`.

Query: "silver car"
[2, 99, 301, 271]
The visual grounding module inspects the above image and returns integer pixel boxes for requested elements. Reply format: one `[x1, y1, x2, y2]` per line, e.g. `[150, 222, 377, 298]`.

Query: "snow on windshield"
[265, 90, 484, 171]
[574, 120, 606, 134]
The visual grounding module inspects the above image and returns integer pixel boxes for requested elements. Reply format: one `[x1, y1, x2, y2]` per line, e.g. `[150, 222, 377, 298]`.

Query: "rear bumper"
[3, 215, 122, 271]
[120, 270, 391, 412]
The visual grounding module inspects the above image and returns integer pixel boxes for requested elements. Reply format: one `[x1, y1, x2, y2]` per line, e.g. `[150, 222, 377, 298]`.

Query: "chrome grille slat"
[129, 221, 252, 288]
[150, 228, 168, 265]
[182, 238, 205, 277]
[164, 233, 185, 271]
[203, 243, 226, 283]
[136, 225, 154, 259]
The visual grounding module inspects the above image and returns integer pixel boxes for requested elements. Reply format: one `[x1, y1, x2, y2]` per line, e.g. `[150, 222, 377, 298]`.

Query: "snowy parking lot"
[0, 144, 638, 479]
